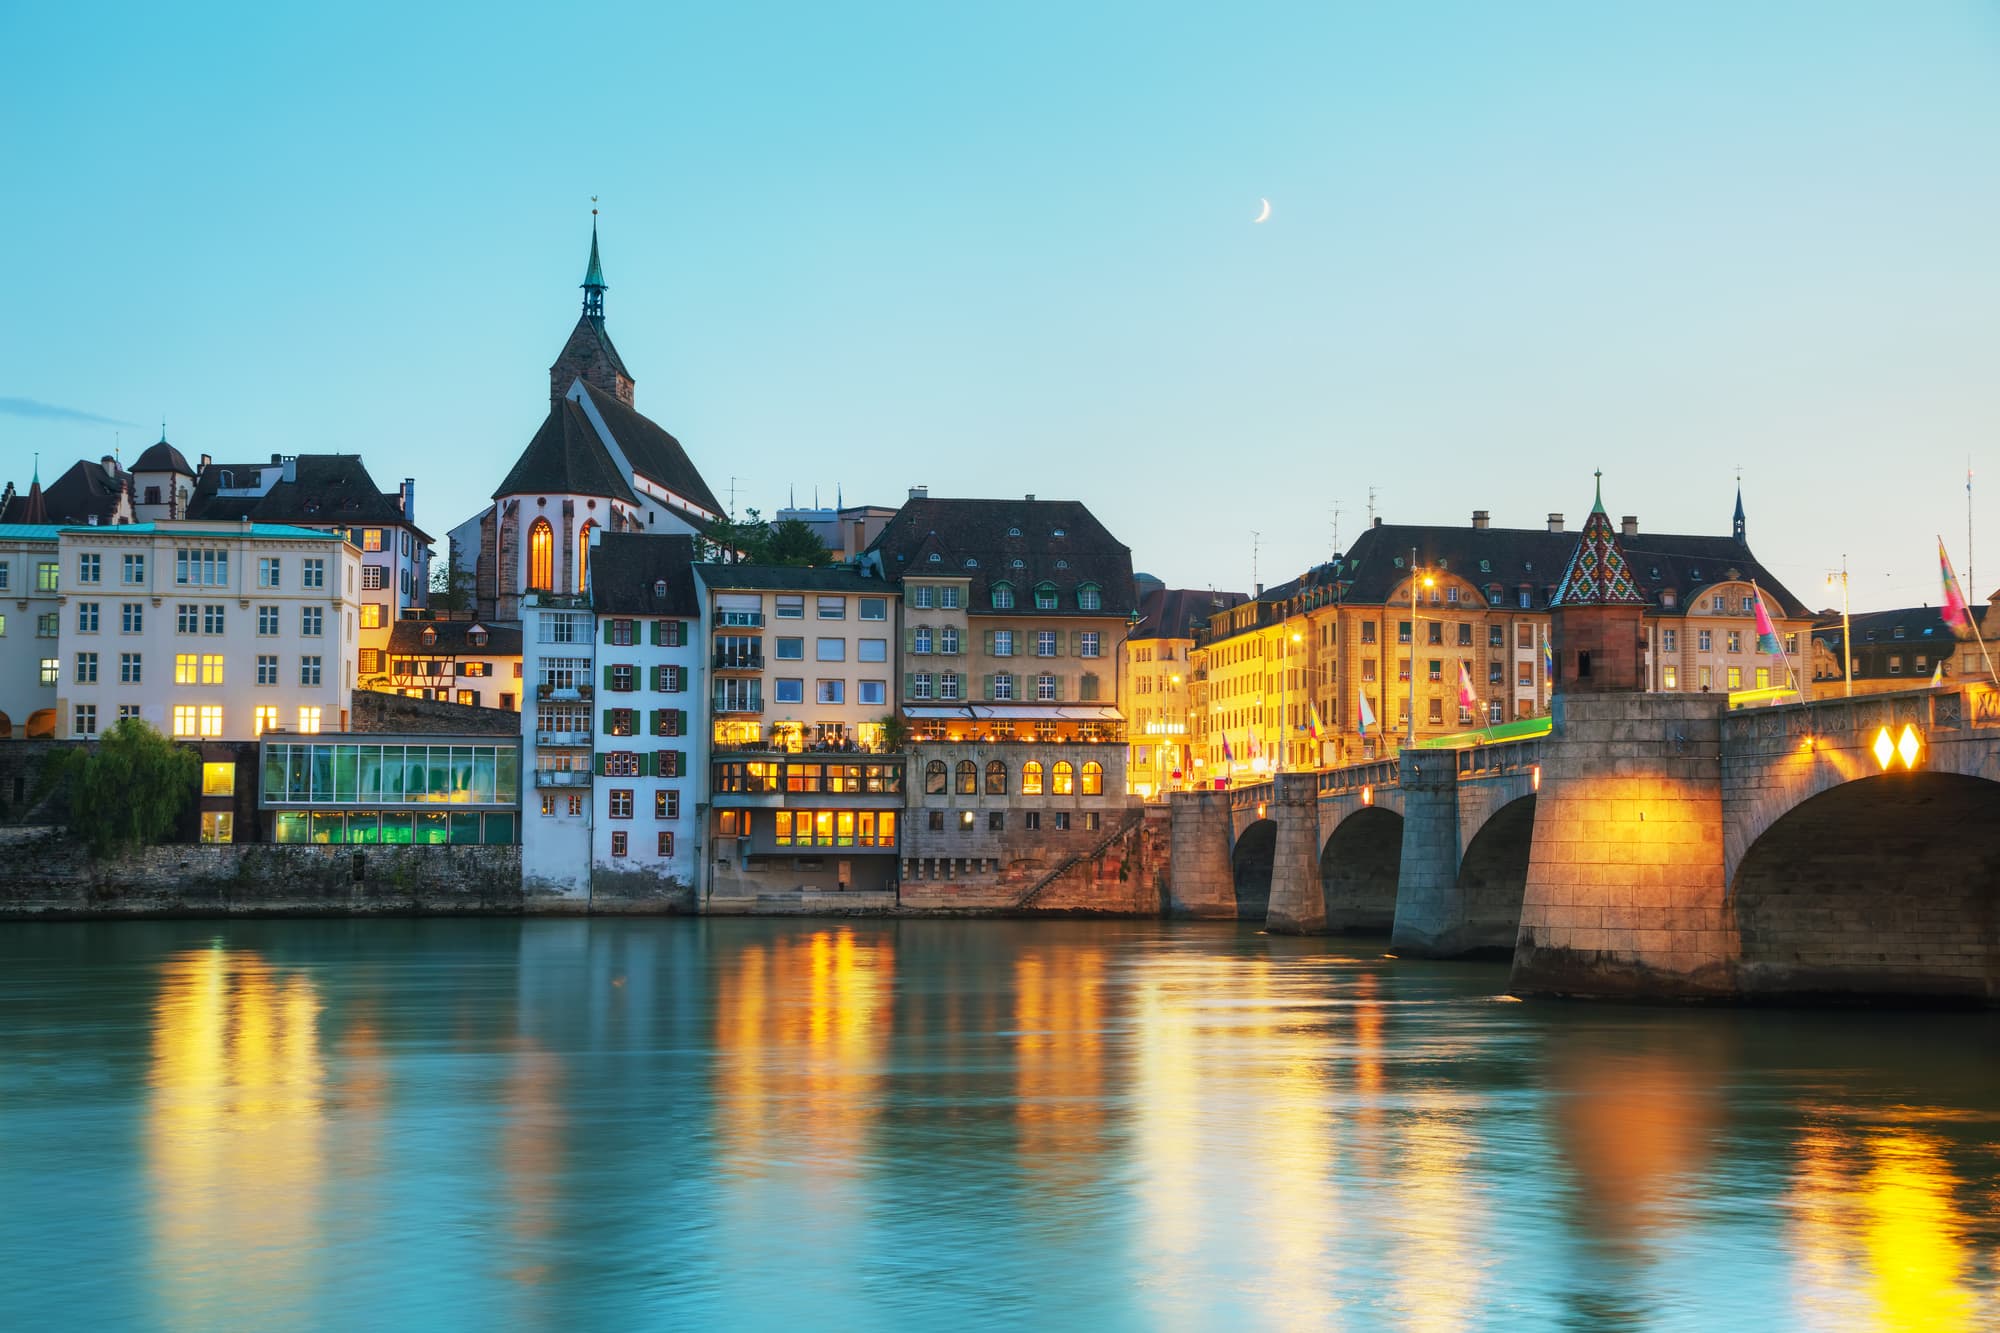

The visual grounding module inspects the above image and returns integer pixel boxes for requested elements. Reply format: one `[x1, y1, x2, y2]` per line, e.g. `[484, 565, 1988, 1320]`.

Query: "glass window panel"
[836, 810, 855, 846]
[379, 814, 414, 845]
[482, 813, 515, 845]
[406, 751, 426, 803]
[378, 746, 404, 801]
[775, 810, 793, 846]
[453, 746, 474, 802]
[310, 811, 344, 844]
[359, 747, 382, 801]
[263, 746, 288, 801]
[495, 747, 519, 804]
[416, 812, 449, 845]
[335, 745, 360, 802]
[449, 811, 481, 844]
[287, 748, 310, 802]
[275, 811, 310, 844]
[814, 811, 834, 845]
[347, 812, 380, 844]
[311, 746, 335, 802]
[473, 749, 497, 803]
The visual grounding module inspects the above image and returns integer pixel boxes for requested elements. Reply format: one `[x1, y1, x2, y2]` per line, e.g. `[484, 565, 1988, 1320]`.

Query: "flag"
[1931, 659, 1946, 687]
[1751, 582, 1783, 655]
[1457, 660, 1479, 713]
[1940, 537, 1974, 638]
[1306, 701, 1323, 741]
[1540, 629, 1554, 681]
[1357, 688, 1376, 738]
[1221, 731, 1234, 764]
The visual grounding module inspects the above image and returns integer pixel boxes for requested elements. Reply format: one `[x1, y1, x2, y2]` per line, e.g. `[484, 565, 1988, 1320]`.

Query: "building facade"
[54, 521, 362, 741]
[0, 525, 64, 737]
[1811, 603, 1992, 699]
[381, 618, 524, 710]
[518, 593, 596, 895]
[1120, 582, 1247, 797]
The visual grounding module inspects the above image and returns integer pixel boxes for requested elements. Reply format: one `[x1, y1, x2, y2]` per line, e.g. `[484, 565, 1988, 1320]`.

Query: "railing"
[533, 769, 592, 788]
[1317, 758, 1400, 796]
[713, 698, 764, 715]
[713, 652, 765, 670]
[716, 611, 765, 628]
[1455, 737, 1541, 778]
[533, 730, 589, 747]
[712, 739, 897, 756]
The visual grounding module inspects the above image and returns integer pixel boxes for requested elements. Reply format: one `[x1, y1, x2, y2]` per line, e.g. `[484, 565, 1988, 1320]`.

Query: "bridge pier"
[1264, 773, 1327, 934]
[1167, 789, 1238, 917]
[1389, 756, 1472, 957]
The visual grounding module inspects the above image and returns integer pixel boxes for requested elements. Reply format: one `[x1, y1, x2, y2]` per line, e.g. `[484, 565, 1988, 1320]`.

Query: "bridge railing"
[1227, 781, 1274, 811]
[1317, 758, 1400, 796]
[1455, 736, 1542, 778]
[1720, 685, 1974, 755]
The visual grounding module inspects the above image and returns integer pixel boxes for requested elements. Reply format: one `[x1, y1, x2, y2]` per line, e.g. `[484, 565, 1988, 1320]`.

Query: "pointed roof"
[583, 220, 607, 292]
[1732, 482, 1746, 541]
[493, 396, 639, 504]
[14, 477, 47, 525]
[1551, 472, 1646, 607]
[578, 383, 722, 515]
[133, 432, 192, 476]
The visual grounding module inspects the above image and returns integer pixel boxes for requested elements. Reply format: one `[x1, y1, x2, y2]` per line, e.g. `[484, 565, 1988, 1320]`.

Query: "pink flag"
[1752, 583, 1783, 655]
[1940, 538, 1973, 638]
[1457, 660, 1479, 713]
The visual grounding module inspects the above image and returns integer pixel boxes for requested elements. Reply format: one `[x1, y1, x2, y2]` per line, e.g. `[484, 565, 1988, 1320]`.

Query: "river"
[0, 919, 1993, 1329]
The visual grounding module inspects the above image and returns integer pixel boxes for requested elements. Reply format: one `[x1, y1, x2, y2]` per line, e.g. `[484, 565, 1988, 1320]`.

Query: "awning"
[901, 705, 1122, 721]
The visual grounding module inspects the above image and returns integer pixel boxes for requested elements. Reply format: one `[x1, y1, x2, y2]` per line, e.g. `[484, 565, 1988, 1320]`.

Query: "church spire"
[581, 202, 607, 320]
[1733, 480, 1746, 543]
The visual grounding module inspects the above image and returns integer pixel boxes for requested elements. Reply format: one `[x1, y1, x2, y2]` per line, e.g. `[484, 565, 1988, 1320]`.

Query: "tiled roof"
[579, 384, 721, 516]
[693, 562, 893, 593]
[133, 440, 193, 475]
[591, 533, 701, 617]
[30, 459, 126, 525]
[558, 313, 630, 382]
[386, 619, 523, 656]
[1135, 586, 1250, 640]
[189, 454, 431, 540]
[865, 497, 1138, 617]
[492, 398, 639, 505]
[1552, 499, 1646, 607]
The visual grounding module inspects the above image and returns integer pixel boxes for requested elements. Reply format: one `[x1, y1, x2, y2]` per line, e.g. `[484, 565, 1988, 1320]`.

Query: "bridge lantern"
[1531, 763, 1542, 792]
[1871, 724, 1924, 771]
[1361, 784, 1373, 806]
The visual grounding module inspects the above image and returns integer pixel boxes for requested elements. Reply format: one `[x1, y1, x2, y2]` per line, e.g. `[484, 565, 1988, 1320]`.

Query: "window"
[72, 651, 97, 683]
[1037, 673, 1057, 701]
[775, 678, 805, 704]
[69, 703, 98, 737]
[1081, 762, 1103, 795]
[122, 554, 145, 584]
[817, 596, 845, 619]
[362, 565, 385, 591]
[302, 606, 323, 637]
[657, 831, 675, 857]
[912, 672, 932, 700]
[1022, 761, 1044, 795]
[300, 656, 322, 686]
[76, 602, 99, 633]
[986, 760, 1008, 795]
[361, 604, 385, 630]
[116, 651, 141, 684]
[1428, 698, 1443, 725]
[202, 604, 225, 634]
[608, 618, 635, 646]
[39, 657, 57, 685]
[609, 664, 635, 692]
[1036, 631, 1056, 657]
[1079, 632, 1100, 658]
[78, 553, 100, 584]
[992, 584, 1015, 609]
[941, 586, 961, 610]
[1078, 586, 1101, 611]
[252, 654, 277, 685]
[940, 672, 960, 700]
[859, 597, 886, 621]
[858, 638, 887, 663]
[656, 789, 680, 820]
[957, 760, 977, 795]
[1053, 811, 1071, 831]
[817, 679, 844, 704]
[258, 557, 282, 588]
[1050, 761, 1075, 795]
[1662, 664, 1679, 690]
[1786, 633, 1799, 654]
[1398, 621, 1412, 644]
[993, 673, 1014, 701]
[1698, 630, 1713, 652]
[607, 708, 635, 737]
[1722, 666, 1743, 688]
[993, 630, 1014, 657]
[1035, 586, 1058, 611]
[776, 637, 805, 660]
[37, 561, 59, 592]
[258, 605, 280, 636]
[913, 586, 934, 609]
[816, 637, 845, 661]
[175, 653, 198, 684]
[927, 810, 945, 832]
[610, 830, 628, 857]
[925, 760, 948, 794]
[176, 603, 197, 634]
[528, 519, 553, 590]
[859, 680, 886, 706]
[1663, 629, 1677, 653]
[1724, 630, 1742, 654]
[174, 549, 227, 587]
[775, 595, 804, 619]
[1024, 811, 1041, 831]
[247, 705, 278, 736]
[1428, 660, 1443, 683]
[610, 789, 634, 818]
[1428, 622, 1444, 646]
[1755, 667, 1771, 689]
[362, 529, 384, 553]
[939, 627, 959, 655]
[1887, 656, 1903, 676]
[912, 627, 932, 656]
[1457, 623, 1473, 646]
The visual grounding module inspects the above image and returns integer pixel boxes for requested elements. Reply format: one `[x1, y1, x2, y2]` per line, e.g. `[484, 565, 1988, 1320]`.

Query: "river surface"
[0, 919, 1994, 1330]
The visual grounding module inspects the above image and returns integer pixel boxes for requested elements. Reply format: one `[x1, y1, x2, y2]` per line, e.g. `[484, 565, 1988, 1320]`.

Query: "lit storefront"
[258, 734, 521, 844]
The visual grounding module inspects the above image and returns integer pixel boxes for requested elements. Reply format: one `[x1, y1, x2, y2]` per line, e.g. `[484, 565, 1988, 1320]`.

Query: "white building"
[54, 521, 362, 741]
[0, 525, 65, 736]
[519, 593, 595, 897]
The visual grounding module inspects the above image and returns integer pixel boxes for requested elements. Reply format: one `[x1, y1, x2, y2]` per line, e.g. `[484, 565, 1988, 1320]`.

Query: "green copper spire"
[581, 206, 607, 319]
[1591, 469, 1605, 514]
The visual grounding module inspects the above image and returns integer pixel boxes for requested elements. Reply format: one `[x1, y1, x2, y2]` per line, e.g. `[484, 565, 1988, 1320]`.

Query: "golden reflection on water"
[500, 1038, 563, 1292]
[1789, 1119, 1976, 1330]
[148, 948, 326, 1328]
[1551, 1036, 1721, 1250]
[1013, 949, 1106, 1202]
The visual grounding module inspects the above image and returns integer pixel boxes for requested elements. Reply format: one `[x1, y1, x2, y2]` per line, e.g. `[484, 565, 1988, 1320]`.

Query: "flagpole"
[1940, 533, 1998, 684]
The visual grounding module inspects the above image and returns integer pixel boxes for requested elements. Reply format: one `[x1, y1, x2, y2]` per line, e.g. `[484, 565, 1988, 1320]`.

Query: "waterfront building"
[53, 520, 363, 741]
[1811, 603, 1994, 698]
[862, 492, 1139, 885]
[381, 618, 524, 709]
[0, 524, 66, 736]
[518, 591, 596, 895]
[452, 223, 726, 622]
[256, 732, 522, 845]
[694, 561, 905, 898]
[1121, 578, 1247, 797]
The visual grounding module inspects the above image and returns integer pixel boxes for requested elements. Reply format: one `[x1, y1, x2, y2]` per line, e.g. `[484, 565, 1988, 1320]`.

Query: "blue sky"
[3, 1, 1996, 608]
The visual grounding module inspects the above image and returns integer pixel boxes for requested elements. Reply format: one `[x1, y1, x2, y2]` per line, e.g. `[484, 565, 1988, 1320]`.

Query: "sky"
[3, 1, 1997, 612]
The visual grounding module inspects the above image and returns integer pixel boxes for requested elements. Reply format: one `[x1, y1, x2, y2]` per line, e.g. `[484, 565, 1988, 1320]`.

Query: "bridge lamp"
[1530, 763, 1542, 793]
[1257, 802, 1267, 819]
[1870, 724, 1924, 771]
[1361, 784, 1374, 806]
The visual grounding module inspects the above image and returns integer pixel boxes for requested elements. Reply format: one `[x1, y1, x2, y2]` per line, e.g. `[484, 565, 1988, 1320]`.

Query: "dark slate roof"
[693, 562, 892, 593]
[1810, 603, 1991, 682]
[559, 313, 631, 383]
[1135, 586, 1249, 640]
[865, 497, 1138, 617]
[189, 454, 431, 540]
[386, 619, 523, 656]
[579, 384, 721, 515]
[35, 459, 126, 524]
[133, 439, 193, 475]
[492, 398, 639, 505]
[591, 533, 701, 617]
[0, 481, 48, 524]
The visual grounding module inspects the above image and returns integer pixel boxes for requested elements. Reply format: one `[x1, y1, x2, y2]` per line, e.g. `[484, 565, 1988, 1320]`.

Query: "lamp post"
[1405, 550, 1435, 753]
[1826, 558, 1852, 699]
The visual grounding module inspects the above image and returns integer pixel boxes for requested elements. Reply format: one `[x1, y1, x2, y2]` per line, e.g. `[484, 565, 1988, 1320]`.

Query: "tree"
[430, 556, 473, 613]
[45, 719, 200, 857]
[713, 508, 773, 564]
[765, 519, 831, 567]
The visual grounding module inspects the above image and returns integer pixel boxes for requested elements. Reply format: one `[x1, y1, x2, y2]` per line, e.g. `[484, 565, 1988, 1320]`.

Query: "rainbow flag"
[1940, 537, 1974, 638]
[1356, 688, 1376, 738]
[1457, 659, 1480, 713]
[1540, 629, 1554, 681]
[1751, 582, 1783, 656]
[1221, 731, 1235, 764]
[1306, 701, 1323, 741]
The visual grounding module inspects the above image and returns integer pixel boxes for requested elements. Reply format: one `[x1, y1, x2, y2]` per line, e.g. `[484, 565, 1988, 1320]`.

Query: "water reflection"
[148, 947, 327, 1329]
[1012, 948, 1107, 1202]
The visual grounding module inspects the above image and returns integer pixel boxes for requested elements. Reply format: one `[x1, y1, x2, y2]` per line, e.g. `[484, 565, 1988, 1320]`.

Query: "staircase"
[1011, 807, 1147, 910]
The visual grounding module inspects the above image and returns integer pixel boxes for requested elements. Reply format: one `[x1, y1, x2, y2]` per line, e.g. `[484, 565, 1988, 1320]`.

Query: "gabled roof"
[865, 496, 1138, 617]
[188, 454, 430, 539]
[578, 383, 721, 516]
[591, 533, 701, 617]
[33, 459, 125, 525]
[386, 619, 523, 656]
[1552, 484, 1646, 608]
[493, 397, 639, 504]
[1135, 586, 1250, 641]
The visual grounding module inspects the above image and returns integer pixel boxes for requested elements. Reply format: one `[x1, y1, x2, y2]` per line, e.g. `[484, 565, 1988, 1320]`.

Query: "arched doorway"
[1732, 772, 2000, 1004]
[24, 709, 56, 739]
[1230, 819, 1277, 920]
[1454, 794, 1536, 956]
[1320, 806, 1403, 933]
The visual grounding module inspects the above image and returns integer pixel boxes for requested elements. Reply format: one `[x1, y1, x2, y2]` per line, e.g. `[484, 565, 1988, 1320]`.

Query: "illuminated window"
[171, 705, 198, 737]
[577, 520, 595, 591]
[297, 706, 322, 735]
[363, 529, 384, 553]
[199, 706, 223, 737]
[1726, 667, 1742, 690]
[956, 759, 977, 794]
[202, 762, 236, 797]
[361, 604, 385, 629]
[1051, 761, 1075, 795]
[200, 812, 234, 844]
[1081, 761, 1103, 795]
[1022, 761, 1044, 795]
[254, 706, 280, 735]
[201, 654, 224, 685]
[175, 653, 198, 684]
[528, 518, 554, 591]
[610, 830, 628, 857]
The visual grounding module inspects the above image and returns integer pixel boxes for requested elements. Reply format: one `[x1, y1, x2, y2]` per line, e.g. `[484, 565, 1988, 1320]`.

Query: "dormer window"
[468, 629, 488, 649]
[1523, 561, 1533, 572]
[1893, 625, 1906, 639]
[1479, 559, 1491, 573]
[1008, 527, 1021, 537]
[1035, 583, 1058, 611]
[1078, 584, 1102, 611]
[1661, 591, 1677, 609]
[1012, 558, 1025, 569]
[1052, 528, 1066, 538]
[1056, 559, 1069, 569]
[420, 627, 437, 647]
[991, 581, 1015, 610]
[965, 558, 977, 568]
[654, 579, 667, 598]
[928, 552, 942, 563]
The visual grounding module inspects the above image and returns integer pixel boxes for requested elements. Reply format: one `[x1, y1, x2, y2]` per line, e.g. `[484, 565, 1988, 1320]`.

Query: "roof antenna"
[1250, 529, 1261, 592]
[1330, 501, 1341, 558]
[1366, 486, 1378, 529]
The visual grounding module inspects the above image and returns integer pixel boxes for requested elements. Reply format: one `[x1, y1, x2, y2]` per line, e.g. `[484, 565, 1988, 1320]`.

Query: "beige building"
[1121, 582, 1247, 797]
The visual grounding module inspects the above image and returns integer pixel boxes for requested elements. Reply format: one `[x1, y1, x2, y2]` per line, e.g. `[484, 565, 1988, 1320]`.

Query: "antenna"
[728, 476, 743, 522]
[1250, 529, 1261, 591]
[1969, 459, 1976, 601]
[1366, 486, 1378, 529]
[1330, 501, 1342, 558]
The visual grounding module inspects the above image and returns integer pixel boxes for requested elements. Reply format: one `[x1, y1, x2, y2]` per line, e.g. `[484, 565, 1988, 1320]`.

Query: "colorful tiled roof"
[1552, 475, 1647, 607]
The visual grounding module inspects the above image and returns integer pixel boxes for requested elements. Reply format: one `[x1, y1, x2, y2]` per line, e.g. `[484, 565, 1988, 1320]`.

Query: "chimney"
[1372, 517, 1382, 529]
[1025, 493, 1036, 502]
[1471, 510, 1490, 530]
[199, 453, 212, 471]
[1547, 513, 1565, 533]
[1621, 515, 1638, 538]
[271, 453, 282, 465]
[401, 478, 416, 522]
[908, 485, 928, 500]
[1255, 582, 1264, 597]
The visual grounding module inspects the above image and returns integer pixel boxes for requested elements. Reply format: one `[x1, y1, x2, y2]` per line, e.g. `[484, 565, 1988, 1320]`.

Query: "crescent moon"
[1254, 198, 1271, 223]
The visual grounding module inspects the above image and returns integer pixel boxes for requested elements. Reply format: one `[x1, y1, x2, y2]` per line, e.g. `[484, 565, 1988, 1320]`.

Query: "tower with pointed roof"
[548, 212, 635, 410]
[132, 429, 195, 521]
[1732, 483, 1746, 543]
[1549, 472, 1648, 694]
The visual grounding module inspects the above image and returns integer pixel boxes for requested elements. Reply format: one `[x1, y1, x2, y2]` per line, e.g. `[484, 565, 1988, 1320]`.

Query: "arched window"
[528, 518, 554, 591]
[1021, 761, 1044, 796]
[985, 760, 1008, 794]
[925, 760, 947, 795]
[1052, 761, 1075, 795]
[1081, 761, 1103, 795]
[576, 520, 596, 592]
[956, 759, 977, 795]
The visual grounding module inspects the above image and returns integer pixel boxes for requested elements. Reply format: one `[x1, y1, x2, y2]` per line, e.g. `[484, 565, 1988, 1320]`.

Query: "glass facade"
[260, 739, 520, 845]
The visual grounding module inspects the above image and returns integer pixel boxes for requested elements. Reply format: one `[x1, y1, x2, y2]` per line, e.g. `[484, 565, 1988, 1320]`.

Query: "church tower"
[1549, 472, 1649, 695]
[548, 212, 636, 410]
[1732, 482, 1746, 543]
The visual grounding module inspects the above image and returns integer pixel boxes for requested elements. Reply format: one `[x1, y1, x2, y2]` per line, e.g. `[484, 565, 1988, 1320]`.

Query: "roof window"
[928, 553, 941, 563]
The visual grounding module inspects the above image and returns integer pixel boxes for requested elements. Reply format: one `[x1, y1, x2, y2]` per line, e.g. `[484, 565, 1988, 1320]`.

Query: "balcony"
[533, 769, 592, 788]
[534, 730, 589, 747]
[713, 651, 765, 671]
[716, 610, 765, 629]
[713, 697, 764, 715]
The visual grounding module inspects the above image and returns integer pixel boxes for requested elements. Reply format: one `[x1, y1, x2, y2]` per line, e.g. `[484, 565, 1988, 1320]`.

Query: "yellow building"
[1124, 583, 1247, 795]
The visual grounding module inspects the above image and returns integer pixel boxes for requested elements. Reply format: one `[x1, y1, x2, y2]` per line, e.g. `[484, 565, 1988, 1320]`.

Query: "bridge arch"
[1731, 771, 2000, 1004]
[1230, 818, 1277, 919]
[1453, 793, 1536, 956]
[1320, 806, 1402, 933]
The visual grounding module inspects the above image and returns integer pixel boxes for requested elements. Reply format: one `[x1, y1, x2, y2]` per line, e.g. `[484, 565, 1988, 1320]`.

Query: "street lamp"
[1407, 550, 1434, 752]
[1826, 558, 1852, 699]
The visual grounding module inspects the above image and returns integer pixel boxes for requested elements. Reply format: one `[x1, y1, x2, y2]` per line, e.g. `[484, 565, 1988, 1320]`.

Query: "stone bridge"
[1169, 685, 2000, 1004]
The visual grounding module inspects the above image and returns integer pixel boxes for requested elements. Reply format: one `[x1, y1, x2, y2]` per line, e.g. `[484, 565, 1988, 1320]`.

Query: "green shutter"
[602, 664, 613, 690]
[602, 619, 614, 644]
[638, 751, 654, 777]
[904, 671, 915, 698]
[983, 673, 995, 700]
[983, 630, 995, 654]
[650, 620, 663, 646]
[1050, 674, 1062, 701]
[650, 708, 663, 734]
[595, 752, 608, 776]
[905, 629, 916, 653]
[677, 709, 688, 736]
[602, 708, 614, 732]
[674, 749, 687, 777]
